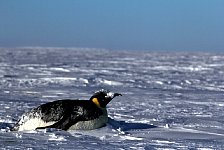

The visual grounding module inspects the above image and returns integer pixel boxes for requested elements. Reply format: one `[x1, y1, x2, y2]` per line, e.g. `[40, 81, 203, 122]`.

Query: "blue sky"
[0, 0, 224, 51]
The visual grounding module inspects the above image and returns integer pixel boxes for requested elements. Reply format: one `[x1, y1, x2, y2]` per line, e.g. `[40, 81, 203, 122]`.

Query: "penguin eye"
[101, 96, 106, 101]
[100, 95, 108, 103]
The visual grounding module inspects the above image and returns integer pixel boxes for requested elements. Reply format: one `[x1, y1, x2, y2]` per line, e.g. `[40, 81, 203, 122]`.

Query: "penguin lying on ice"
[11, 89, 122, 131]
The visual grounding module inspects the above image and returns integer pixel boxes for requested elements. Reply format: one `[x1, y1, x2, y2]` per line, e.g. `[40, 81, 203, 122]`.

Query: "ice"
[1, 48, 224, 149]
[48, 67, 71, 72]
[48, 133, 67, 141]
[99, 79, 123, 86]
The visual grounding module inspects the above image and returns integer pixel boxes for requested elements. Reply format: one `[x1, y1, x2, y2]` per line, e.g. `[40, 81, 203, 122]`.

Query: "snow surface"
[1, 48, 224, 149]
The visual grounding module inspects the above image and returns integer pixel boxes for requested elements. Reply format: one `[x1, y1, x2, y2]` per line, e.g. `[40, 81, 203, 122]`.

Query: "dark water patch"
[0, 122, 13, 131]
[3, 75, 19, 78]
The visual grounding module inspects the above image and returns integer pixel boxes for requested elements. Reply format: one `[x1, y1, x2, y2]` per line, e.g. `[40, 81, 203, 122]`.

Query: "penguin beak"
[114, 93, 122, 97]
[106, 92, 122, 99]
[100, 91, 122, 107]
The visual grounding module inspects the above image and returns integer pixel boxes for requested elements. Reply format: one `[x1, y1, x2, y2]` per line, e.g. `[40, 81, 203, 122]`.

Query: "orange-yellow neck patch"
[92, 98, 101, 108]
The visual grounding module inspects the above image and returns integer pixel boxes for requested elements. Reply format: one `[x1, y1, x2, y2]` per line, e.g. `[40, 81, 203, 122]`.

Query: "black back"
[36, 99, 103, 123]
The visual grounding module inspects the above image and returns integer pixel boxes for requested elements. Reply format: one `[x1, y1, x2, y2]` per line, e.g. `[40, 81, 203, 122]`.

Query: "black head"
[90, 89, 122, 108]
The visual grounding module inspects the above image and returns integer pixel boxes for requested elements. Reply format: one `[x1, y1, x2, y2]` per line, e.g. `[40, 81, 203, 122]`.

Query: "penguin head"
[90, 89, 122, 108]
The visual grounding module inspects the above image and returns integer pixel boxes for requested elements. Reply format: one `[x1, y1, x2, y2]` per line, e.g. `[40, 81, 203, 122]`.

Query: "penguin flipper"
[37, 113, 83, 131]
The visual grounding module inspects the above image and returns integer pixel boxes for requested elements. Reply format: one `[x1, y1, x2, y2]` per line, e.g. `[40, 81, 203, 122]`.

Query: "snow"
[1, 48, 224, 149]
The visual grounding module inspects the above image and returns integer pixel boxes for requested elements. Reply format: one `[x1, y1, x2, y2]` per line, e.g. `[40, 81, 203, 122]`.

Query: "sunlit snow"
[1, 48, 224, 149]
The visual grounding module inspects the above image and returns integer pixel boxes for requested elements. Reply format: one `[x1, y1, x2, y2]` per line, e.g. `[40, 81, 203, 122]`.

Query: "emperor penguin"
[11, 89, 122, 131]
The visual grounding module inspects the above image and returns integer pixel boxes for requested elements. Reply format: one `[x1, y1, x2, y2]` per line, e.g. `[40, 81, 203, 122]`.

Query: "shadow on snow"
[108, 117, 157, 131]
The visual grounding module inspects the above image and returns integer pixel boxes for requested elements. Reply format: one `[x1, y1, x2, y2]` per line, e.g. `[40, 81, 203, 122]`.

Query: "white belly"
[17, 118, 56, 131]
[68, 109, 108, 130]
[68, 114, 108, 130]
